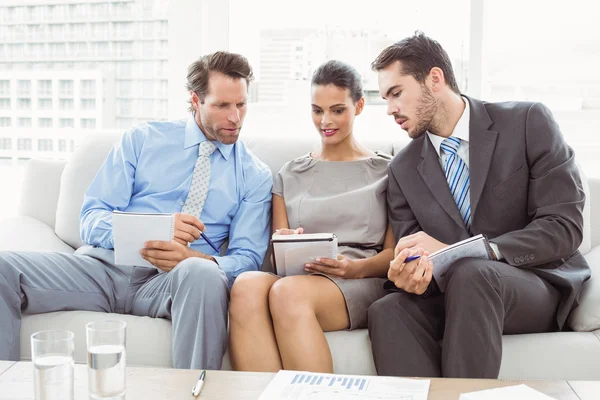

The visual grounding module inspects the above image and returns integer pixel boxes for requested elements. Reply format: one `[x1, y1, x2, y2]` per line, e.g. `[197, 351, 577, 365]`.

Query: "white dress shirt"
[426, 97, 503, 260]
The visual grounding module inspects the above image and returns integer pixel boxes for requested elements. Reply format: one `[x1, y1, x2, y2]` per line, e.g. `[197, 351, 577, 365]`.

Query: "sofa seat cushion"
[21, 311, 172, 368]
[569, 245, 600, 331]
[0, 216, 74, 253]
[499, 330, 600, 380]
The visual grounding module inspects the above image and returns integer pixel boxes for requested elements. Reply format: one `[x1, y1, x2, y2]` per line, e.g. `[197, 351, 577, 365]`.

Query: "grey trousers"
[0, 245, 229, 370]
[368, 258, 561, 378]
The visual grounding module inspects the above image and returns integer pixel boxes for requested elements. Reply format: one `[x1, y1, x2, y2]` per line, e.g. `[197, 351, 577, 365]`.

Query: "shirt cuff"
[489, 242, 503, 261]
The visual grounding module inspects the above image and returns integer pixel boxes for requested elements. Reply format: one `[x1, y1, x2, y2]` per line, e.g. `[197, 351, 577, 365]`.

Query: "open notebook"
[271, 233, 338, 277]
[112, 211, 174, 269]
[430, 234, 496, 291]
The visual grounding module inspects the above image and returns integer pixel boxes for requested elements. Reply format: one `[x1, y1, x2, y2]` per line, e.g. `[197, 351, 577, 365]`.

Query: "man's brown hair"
[371, 31, 460, 94]
[186, 51, 254, 111]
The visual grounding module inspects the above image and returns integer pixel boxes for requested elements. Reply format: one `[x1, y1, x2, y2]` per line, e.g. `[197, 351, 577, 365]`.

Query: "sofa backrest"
[51, 132, 594, 255]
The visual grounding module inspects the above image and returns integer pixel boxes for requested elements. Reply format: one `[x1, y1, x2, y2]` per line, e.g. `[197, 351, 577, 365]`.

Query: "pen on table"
[192, 369, 206, 397]
[200, 231, 220, 253]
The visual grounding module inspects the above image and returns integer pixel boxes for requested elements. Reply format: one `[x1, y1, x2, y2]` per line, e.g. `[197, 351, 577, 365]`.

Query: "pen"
[404, 255, 421, 262]
[200, 231, 220, 254]
[192, 369, 206, 397]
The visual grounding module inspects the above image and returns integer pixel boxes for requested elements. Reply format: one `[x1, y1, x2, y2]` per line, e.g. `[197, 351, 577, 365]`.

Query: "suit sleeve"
[491, 102, 586, 267]
[387, 164, 422, 242]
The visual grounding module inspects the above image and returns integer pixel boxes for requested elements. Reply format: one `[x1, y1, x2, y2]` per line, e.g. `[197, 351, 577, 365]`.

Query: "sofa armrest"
[589, 175, 600, 249]
[18, 158, 67, 230]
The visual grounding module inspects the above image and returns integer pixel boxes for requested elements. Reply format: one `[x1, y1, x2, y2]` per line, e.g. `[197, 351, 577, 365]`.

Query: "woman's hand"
[304, 255, 363, 279]
[274, 227, 304, 235]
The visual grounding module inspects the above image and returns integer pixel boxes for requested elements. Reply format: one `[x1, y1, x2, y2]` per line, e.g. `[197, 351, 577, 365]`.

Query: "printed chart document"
[272, 233, 338, 277]
[112, 211, 174, 269]
[430, 234, 495, 291]
[258, 370, 430, 400]
[459, 384, 556, 399]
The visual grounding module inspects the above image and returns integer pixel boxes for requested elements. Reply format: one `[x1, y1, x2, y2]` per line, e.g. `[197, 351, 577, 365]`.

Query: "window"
[17, 138, 32, 151]
[0, 117, 10, 127]
[38, 118, 52, 128]
[58, 139, 67, 152]
[0, 138, 12, 150]
[81, 118, 96, 129]
[17, 98, 31, 109]
[0, 80, 10, 96]
[81, 99, 96, 110]
[229, 0, 470, 137]
[483, 0, 600, 171]
[17, 117, 32, 127]
[59, 80, 73, 96]
[37, 80, 52, 97]
[17, 80, 30, 96]
[38, 98, 52, 109]
[37, 139, 53, 152]
[81, 80, 96, 97]
[59, 118, 74, 128]
[59, 99, 74, 110]
[0, 99, 10, 109]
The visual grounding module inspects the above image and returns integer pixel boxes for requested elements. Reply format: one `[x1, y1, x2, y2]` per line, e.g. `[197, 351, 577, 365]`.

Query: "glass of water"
[86, 321, 127, 400]
[31, 330, 75, 400]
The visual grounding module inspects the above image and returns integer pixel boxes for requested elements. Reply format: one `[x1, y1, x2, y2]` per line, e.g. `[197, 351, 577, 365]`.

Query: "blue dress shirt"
[80, 115, 273, 286]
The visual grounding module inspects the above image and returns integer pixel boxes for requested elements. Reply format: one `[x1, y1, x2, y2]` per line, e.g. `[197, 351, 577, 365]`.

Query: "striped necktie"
[181, 140, 217, 218]
[441, 136, 471, 231]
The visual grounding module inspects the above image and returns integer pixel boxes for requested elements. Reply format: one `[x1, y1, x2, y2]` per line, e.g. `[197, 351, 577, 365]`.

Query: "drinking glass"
[86, 321, 127, 400]
[31, 330, 75, 400]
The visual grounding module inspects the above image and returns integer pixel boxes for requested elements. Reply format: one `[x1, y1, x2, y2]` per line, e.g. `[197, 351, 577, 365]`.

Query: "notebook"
[271, 233, 338, 277]
[112, 211, 175, 269]
[430, 234, 496, 291]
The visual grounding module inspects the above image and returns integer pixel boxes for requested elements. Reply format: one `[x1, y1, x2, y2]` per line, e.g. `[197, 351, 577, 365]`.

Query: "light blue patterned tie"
[441, 136, 471, 231]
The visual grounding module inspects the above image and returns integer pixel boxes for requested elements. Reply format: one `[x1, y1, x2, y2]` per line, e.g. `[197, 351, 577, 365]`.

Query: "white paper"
[112, 211, 174, 269]
[430, 234, 492, 291]
[459, 384, 556, 400]
[259, 370, 430, 400]
[272, 233, 338, 277]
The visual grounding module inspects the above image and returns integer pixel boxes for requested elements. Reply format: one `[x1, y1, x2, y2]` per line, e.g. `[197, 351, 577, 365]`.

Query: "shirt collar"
[183, 113, 234, 160]
[427, 96, 470, 158]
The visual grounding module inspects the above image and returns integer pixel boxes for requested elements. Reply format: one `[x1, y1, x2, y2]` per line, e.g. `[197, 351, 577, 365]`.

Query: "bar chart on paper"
[258, 370, 430, 400]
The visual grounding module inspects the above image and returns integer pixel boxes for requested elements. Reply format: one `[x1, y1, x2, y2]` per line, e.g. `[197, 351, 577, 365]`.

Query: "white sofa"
[1, 132, 600, 381]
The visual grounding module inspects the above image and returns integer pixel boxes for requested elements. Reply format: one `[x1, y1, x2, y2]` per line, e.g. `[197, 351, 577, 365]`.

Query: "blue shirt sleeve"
[80, 128, 144, 249]
[213, 168, 273, 286]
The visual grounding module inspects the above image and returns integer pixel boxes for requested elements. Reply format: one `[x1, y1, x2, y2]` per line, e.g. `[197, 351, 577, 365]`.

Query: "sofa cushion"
[0, 216, 74, 253]
[21, 311, 172, 368]
[569, 246, 600, 331]
[54, 133, 121, 249]
[499, 329, 600, 380]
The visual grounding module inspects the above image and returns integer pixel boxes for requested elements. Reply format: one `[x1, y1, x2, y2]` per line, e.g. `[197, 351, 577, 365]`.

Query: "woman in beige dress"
[229, 60, 395, 373]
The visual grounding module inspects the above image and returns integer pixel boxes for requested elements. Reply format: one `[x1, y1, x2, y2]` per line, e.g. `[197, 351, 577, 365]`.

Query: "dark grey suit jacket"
[387, 96, 591, 329]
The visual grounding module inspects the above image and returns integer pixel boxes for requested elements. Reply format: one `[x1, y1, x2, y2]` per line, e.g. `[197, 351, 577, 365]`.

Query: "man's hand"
[173, 213, 205, 246]
[395, 231, 447, 257]
[140, 240, 212, 272]
[304, 255, 363, 279]
[275, 227, 304, 235]
[388, 248, 433, 295]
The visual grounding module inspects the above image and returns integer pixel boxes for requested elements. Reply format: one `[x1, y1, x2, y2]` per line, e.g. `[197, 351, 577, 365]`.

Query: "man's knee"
[445, 259, 501, 291]
[173, 257, 228, 294]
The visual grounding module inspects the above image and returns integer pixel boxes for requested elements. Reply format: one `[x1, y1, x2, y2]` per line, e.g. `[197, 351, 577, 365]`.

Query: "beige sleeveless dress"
[273, 152, 391, 329]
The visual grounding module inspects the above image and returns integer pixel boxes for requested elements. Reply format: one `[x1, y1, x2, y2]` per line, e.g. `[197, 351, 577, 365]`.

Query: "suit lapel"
[418, 136, 467, 231]
[465, 96, 498, 220]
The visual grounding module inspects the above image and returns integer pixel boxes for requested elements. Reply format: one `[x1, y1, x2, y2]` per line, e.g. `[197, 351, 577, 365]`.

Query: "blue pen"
[405, 255, 421, 262]
[200, 231, 220, 254]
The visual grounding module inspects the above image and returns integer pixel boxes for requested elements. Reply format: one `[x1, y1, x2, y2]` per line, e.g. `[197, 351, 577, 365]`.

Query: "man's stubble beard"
[409, 86, 438, 139]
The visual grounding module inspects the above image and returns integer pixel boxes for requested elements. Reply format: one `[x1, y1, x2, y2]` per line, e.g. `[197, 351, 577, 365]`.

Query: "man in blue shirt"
[0, 51, 273, 370]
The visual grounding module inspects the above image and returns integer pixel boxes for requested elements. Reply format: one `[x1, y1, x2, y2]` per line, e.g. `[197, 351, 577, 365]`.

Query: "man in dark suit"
[367, 32, 591, 379]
